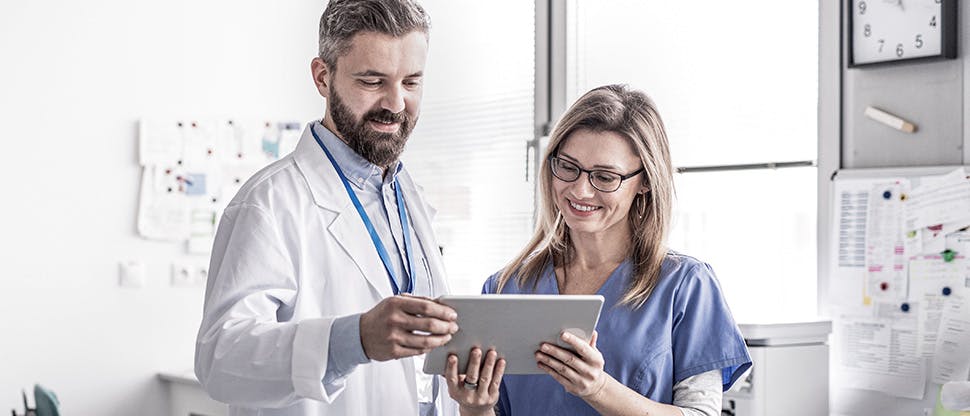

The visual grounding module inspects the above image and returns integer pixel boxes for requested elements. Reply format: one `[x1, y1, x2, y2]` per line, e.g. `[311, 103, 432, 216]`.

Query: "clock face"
[850, 0, 952, 66]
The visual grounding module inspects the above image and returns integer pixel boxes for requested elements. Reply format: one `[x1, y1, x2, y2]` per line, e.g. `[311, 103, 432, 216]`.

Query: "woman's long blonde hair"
[495, 85, 675, 308]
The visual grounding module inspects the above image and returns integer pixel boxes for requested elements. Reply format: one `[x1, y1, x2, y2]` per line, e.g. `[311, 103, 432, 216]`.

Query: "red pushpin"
[880, 282, 889, 291]
[191, 121, 198, 128]
[237, 153, 243, 159]
[207, 148, 213, 155]
[164, 169, 171, 175]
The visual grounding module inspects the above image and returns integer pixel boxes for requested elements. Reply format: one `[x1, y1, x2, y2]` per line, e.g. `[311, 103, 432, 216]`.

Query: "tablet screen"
[422, 294, 604, 375]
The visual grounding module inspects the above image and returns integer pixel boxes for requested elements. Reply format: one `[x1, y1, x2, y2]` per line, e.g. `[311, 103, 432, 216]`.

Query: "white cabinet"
[723, 321, 832, 416]
[158, 371, 227, 416]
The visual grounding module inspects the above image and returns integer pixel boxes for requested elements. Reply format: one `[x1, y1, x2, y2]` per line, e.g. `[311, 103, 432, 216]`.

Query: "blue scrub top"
[483, 252, 752, 416]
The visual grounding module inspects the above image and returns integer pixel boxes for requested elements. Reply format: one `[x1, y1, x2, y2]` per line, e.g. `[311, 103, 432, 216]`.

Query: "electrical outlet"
[171, 262, 207, 288]
[118, 261, 146, 288]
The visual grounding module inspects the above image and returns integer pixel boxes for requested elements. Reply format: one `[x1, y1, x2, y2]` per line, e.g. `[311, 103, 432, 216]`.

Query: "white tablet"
[422, 294, 605, 375]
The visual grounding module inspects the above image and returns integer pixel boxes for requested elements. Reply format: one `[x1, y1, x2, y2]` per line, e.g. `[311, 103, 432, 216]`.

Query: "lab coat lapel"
[399, 171, 451, 296]
[293, 124, 394, 299]
[328, 209, 394, 299]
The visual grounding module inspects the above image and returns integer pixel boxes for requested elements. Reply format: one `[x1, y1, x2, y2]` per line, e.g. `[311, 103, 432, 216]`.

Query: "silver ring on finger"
[463, 379, 479, 390]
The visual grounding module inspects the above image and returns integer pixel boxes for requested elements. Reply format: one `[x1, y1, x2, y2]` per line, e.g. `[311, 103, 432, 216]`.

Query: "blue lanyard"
[311, 127, 415, 295]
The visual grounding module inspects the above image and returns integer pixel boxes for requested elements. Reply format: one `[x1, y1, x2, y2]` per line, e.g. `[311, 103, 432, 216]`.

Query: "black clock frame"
[847, 0, 958, 68]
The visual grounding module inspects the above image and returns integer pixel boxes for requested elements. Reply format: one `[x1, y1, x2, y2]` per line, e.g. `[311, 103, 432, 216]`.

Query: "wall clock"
[848, 0, 957, 67]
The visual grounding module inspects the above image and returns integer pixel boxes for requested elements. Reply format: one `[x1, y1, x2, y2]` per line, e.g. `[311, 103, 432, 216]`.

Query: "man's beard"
[328, 87, 415, 168]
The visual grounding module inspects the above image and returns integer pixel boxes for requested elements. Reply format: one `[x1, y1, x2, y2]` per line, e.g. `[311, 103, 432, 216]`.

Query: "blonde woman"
[445, 85, 751, 416]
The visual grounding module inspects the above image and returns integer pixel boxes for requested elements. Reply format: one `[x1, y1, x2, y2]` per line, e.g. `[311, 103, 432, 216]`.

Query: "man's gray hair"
[318, 0, 431, 69]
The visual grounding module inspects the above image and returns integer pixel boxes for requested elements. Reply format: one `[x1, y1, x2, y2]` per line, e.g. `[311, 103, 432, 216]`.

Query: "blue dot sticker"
[942, 287, 952, 296]
[882, 190, 892, 200]
[900, 303, 910, 312]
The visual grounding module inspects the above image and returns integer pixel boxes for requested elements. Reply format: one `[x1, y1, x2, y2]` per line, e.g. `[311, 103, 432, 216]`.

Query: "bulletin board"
[826, 165, 970, 416]
[136, 118, 301, 253]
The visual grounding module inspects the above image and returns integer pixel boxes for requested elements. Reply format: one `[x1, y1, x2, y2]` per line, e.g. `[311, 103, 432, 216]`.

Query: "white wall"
[0, 2, 321, 415]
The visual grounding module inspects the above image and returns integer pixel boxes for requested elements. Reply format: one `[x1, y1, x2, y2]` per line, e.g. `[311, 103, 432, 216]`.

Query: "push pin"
[942, 249, 957, 263]
[882, 190, 892, 200]
[880, 282, 889, 291]
[900, 302, 910, 312]
[942, 286, 952, 296]
[900, 193, 908, 201]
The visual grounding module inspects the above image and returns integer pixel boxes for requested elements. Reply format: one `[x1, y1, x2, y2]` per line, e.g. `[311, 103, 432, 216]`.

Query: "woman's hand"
[535, 330, 609, 400]
[445, 347, 506, 416]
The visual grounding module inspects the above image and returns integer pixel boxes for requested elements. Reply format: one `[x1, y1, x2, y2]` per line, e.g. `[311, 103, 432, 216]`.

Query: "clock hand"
[881, 0, 903, 9]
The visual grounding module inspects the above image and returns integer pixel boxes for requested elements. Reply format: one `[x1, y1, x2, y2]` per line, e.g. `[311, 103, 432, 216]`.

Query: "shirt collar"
[311, 121, 404, 190]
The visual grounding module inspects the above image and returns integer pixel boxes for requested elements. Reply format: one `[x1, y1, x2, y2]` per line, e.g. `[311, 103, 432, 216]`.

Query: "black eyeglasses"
[549, 156, 644, 193]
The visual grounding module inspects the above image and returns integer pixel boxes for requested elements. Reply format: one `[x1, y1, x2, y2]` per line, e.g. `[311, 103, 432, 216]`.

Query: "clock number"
[896, 43, 904, 57]
[930, 16, 937, 27]
[864, 24, 871, 37]
[915, 34, 923, 49]
[858, 1, 866, 14]
[878, 39, 885, 53]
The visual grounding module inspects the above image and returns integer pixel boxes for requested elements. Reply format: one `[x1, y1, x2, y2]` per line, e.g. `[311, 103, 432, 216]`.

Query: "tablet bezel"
[421, 294, 605, 375]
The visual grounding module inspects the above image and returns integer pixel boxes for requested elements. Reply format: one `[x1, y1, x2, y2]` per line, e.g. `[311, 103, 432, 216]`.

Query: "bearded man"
[195, 1, 460, 415]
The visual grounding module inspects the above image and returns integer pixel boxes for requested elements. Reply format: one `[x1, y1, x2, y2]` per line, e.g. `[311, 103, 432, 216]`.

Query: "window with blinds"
[566, 0, 819, 321]
[405, 1, 536, 295]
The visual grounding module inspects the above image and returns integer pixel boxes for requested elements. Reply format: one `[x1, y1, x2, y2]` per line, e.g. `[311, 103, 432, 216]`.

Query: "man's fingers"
[387, 344, 430, 359]
[396, 296, 458, 321]
[399, 293, 433, 301]
[401, 315, 458, 335]
[398, 332, 452, 350]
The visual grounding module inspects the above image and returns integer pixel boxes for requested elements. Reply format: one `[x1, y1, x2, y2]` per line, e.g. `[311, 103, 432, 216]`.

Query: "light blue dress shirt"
[484, 252, 751, 416]
[311, 123, 436, 396]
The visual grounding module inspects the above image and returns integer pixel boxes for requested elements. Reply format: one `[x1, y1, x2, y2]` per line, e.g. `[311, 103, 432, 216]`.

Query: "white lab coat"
[195, 123, 458, 416]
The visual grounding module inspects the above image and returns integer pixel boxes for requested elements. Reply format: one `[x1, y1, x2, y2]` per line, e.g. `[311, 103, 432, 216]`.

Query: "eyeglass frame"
[548, 155, 645, 193]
